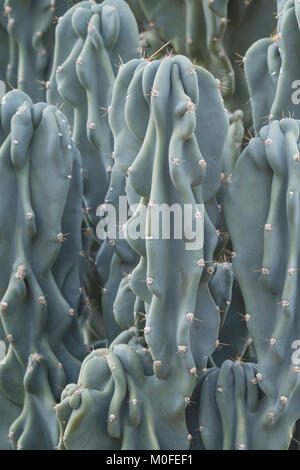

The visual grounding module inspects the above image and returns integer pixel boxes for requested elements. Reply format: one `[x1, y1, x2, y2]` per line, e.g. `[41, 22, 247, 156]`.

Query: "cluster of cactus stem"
[1, 0, 300, 450]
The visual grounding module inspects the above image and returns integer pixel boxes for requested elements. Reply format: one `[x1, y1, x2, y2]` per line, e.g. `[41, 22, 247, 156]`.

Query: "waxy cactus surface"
[0, 0, 300, 452]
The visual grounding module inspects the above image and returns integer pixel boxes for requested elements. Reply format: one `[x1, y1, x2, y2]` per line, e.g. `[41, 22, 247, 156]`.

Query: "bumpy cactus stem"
[46, 0, 140, 343]
[245, 0, 300, 133]
[187, 360, 260, 450]
[55, 55, 230, 450]
[135, 0, 276, 124]
[47, 0, 140, 232]
[224, 118, 300, 449]
[0, 89, 87, 449]
[1, 1, 84, 102]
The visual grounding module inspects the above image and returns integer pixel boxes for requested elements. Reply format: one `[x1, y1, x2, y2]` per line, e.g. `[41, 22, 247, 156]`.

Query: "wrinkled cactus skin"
[0, 89, 87, 449]
[245, 0, 300, 134]
[132, 0, 276, 125]
[223, 118, 300, 449]
[0, 1, 90, 102]
[55, 55, 231, 450]
[1, 0, 300, 453]
[47, 0, 140, 344]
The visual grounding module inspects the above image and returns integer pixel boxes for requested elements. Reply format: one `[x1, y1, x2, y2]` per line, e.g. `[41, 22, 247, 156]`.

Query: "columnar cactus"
[0, 89, 87, 449]
[134, 0, 276, 124]
[187, 360, 260, 450]
[0, 1, 85, 102]
[223, 0, 276, 123]
[55, 55, 230, 449]
[47, 0, 140, 230]
[0, 1, 9, 84]
[46, 0, 140, 342]
[245, 0, 300, 134]
[224, 118, 300, 449]
[136, 0, 234, 98]
[0, 0, 298, 453]
[100, 57, 144, 332]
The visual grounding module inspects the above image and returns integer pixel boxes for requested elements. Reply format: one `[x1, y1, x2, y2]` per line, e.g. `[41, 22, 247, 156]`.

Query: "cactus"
[54, 55, 230, 449]
[0, 89, 87, 449]
[0, 1, 9, 84]
[47, 0, 140, 230]
[102, 57, 150, 333]
[136, 0, 233, 96]
[223, 0, 276, 124]
[223, 118, 300, 449]
[245, 0, 300, 134]
[134, 0, 276, 124]
[0, 0, 299, 452]
[46, 0, 140, 343]
[187, 360, 260, 450]
[0, 1, 87, 102]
